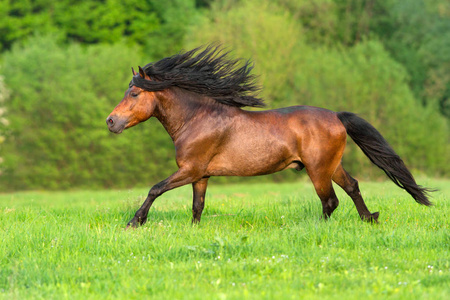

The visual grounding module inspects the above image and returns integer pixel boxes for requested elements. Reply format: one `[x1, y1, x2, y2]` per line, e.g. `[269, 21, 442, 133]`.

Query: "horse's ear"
[138, 66, 146, 78]
[132, 67, 137, 76]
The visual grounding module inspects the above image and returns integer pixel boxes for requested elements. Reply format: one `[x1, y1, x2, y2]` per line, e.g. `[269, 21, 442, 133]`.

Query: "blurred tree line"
[0, 0, 448, 191]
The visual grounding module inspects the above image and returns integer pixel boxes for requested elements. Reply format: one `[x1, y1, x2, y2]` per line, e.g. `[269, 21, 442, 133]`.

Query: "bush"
[0, 35, 176, 190]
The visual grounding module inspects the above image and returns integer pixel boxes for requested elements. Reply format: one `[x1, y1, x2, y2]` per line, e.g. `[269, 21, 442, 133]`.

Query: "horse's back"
[276, 105, 346, 137]
[247, 105, 346, 142]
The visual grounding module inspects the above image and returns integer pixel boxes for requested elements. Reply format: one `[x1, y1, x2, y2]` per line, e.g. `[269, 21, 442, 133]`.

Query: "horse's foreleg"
[307, 169, 340, 219]
[127, 168, 202, 228]
[332, 164, 379, 223]
[317, 183, 339, 220]
[192, 177, 209, 224]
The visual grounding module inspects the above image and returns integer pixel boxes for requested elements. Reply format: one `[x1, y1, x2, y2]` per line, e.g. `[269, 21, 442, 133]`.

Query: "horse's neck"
[154, 88, 224, 141]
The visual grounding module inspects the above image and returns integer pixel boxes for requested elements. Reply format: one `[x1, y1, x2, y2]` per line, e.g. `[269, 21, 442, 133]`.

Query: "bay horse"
[106, 45, 432, 228]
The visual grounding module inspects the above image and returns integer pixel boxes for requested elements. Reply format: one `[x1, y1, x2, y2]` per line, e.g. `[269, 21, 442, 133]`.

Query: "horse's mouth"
[108, 126, 125, 134]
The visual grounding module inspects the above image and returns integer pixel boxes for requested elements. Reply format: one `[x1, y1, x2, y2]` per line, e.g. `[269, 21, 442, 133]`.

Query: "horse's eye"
[130, 92, 139, 98]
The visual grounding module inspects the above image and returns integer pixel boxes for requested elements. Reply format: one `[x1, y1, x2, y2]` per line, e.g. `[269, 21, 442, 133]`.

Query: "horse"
[106, 45, 432, 228]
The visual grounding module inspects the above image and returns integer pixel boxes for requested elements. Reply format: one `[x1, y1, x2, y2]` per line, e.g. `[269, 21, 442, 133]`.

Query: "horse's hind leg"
[332, 164, 379, 222]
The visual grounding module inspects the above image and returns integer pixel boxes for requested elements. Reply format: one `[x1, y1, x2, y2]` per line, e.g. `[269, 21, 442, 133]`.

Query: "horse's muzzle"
[106, 115, 126, 134]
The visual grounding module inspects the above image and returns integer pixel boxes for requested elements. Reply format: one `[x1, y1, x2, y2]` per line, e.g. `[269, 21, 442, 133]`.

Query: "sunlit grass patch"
[0, 179, 448, 299]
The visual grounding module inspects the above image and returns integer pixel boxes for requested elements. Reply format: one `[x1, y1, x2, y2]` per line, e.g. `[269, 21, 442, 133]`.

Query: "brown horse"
[106, 45, 432, 228]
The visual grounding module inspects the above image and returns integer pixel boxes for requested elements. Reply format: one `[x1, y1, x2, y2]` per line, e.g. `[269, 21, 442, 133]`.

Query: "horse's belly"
[205, 140, 298, 177]
[206, 161, 288, 176]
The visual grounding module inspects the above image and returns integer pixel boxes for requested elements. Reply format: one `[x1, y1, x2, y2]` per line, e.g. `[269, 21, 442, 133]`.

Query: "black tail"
[337, 111, 433, 206]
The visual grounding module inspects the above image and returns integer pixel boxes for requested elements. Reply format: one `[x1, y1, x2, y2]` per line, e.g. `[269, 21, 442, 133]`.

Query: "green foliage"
[51, 0, 160, 45]
[371, 0, 450, 118]
[0, 0, 199, 57]
[0, 0, 448, 190]
[0, 181, 449, 298]
[0, 0, 54, 51]
[0, 35, 176, 190]
[142, 0, 202, 59]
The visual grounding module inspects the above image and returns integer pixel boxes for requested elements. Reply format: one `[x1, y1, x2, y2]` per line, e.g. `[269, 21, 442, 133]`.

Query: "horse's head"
[106, 67, 157, 134]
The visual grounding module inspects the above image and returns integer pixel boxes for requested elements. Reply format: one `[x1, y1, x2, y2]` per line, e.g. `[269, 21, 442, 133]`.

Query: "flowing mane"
[131, 45, 265, 108]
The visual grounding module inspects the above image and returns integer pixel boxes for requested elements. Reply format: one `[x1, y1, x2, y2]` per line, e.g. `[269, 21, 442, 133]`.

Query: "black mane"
[131, 45, 264, 108]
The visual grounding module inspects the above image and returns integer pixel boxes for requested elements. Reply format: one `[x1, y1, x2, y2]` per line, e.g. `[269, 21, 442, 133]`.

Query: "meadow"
[0, 179, 448, 299]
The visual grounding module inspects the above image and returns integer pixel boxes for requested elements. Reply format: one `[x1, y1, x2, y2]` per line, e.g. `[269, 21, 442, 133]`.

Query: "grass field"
[0, 179, 449, 299]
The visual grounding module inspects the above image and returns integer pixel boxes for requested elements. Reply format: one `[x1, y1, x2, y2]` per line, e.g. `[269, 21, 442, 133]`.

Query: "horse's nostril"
[107, 116, 114, 126]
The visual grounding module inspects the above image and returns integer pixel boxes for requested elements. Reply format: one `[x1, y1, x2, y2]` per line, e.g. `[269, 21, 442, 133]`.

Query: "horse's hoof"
[125, 222, 138, 230]
[125, 219, 139, 230]
[126, 216, 146, 229]
[191, 218, 201, 225]
[371, 212, 380, 222]
[362, 212, 379, 223]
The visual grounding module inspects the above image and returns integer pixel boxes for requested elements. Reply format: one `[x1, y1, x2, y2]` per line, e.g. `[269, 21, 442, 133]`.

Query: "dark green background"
[0, 0, 448, 191]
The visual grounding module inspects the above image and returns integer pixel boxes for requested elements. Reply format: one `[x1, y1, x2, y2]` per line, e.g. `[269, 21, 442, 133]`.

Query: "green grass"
[1, 179, 449, 299]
